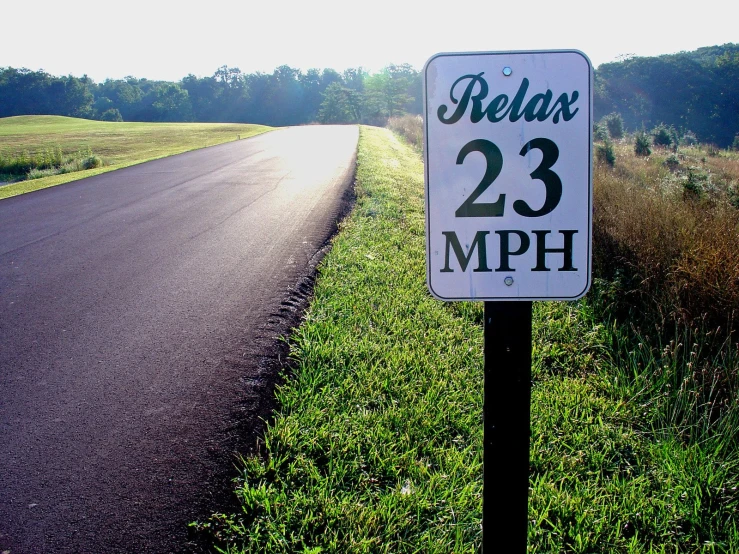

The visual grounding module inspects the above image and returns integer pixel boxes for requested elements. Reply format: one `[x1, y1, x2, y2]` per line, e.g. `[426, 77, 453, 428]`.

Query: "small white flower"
[401, 480, 412, 495]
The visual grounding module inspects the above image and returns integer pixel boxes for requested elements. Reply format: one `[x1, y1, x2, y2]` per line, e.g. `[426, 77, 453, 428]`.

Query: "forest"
[0, 64, 420, 128]
[1, 43, 737, 146]
[594, 43, 739, 147]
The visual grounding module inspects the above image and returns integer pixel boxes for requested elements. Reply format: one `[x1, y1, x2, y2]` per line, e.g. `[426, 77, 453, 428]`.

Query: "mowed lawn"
[0, 115, 272, 199]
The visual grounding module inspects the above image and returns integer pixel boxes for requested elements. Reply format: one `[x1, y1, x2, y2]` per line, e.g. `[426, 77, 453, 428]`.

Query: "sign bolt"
[502, 66, 512, 76]
[504, 276, 514, 286]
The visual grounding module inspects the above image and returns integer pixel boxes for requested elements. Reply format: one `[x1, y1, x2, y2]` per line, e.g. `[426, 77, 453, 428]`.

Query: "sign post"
[423, 50, 593, 551]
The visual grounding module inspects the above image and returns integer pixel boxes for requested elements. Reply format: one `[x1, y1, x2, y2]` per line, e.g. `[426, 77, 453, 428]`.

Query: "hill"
[594, 43, 739, 147]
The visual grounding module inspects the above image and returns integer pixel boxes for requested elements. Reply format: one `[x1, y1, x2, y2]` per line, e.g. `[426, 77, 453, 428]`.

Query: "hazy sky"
[2, 0, 736, 82]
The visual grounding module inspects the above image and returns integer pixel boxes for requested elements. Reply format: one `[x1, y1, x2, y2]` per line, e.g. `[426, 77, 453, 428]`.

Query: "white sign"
[424, 50, 593, 301]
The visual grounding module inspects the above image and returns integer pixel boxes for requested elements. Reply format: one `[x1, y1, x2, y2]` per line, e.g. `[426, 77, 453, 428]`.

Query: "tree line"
[595, 43, 739, 147]
[1, 43, 738, 146]
[0, 64, 421, 127]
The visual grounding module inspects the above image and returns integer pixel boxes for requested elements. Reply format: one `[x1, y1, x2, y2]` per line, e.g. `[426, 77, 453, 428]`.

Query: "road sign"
[424, 50, 593, 301]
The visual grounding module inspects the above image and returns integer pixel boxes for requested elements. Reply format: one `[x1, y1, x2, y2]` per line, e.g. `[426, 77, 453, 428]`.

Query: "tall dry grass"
[386, 114, 423, 150]
[593, 141, 739, 335]
[593, 139, 739, 460]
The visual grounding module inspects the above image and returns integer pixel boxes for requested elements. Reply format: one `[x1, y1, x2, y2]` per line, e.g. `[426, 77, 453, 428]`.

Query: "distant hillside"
[594, 43, 739, 147]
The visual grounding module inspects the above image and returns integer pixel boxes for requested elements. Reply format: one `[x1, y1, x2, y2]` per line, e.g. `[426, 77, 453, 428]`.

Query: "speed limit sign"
[424, 50, 593, 301]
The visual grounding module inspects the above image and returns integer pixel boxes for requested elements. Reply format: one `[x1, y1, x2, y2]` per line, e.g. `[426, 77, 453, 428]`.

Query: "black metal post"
[483, 301, 532, 552]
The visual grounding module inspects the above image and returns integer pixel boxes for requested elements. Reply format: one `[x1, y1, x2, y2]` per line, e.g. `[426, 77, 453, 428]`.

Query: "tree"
[318, 83, 359, 123]
[594, 44, 739, 146]
[603, 112, 625, 139]
[152, 83, 193, 121]
[264, 65, 305, 126]
[58, 75, 94, 118]
[0, 68, 52, 116]
[97, 79, 143, 121]
[634, 131, 651, 156]
[652, 124, 677, 148]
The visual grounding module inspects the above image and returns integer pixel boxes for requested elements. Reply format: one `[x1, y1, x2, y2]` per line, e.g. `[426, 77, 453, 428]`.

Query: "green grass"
[0, 115, 273, 199]
[530, 301, 739, 553]
[196, 126, 739, 553]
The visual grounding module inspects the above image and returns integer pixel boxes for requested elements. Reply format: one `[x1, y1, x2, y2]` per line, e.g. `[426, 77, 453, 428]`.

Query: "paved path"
[0, 125, 358, 553]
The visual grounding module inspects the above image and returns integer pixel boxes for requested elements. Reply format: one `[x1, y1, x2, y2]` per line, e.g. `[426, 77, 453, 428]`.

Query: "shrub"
[733, 135, 739, 151]
[593, 122, 609, 142]
[101, 108, 123, 122]
[681, 130, 698, 146]
[663, 152, 680, 171]
[603, 112, 625, 139]
[682, 172, 702, 198]
[652, 124, 678, 148]
[729, 183, 739, 209]
[634, 131, 651, 156]
[596, 140, 616, 166]
[682, 167, 710, 199]
[82, 155, 103, 170]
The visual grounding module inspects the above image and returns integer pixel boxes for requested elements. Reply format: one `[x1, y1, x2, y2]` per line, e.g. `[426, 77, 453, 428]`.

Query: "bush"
[732, 135, 739, 151]
[82, 155, 103, 170]
[100, 108, 123, 122]
[603, 112, 625, 139]
[663, 152, 680, 171]
[682, 167, 710, 199]
[596, 140, 616, 166]
[681, 130, 698, 146]
[729, 183, 739, 209]
[593, 122, 609, 142]
[634, 131, 651, 156]
[652, 124, 678, 148]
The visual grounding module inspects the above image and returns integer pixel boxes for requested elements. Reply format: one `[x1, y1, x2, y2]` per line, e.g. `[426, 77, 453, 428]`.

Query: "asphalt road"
[0, 125, 359, 553]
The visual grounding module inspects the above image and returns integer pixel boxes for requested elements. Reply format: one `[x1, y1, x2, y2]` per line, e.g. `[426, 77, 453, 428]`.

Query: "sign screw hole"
[504, 276, 514, 286]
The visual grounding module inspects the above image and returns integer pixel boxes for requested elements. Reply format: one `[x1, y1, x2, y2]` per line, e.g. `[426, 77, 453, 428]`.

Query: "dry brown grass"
[386, 114, 423, 150]
[593, 140, 739, 334]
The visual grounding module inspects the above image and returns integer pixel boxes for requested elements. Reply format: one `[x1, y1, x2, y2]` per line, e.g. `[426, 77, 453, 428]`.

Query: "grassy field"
[195, 126, 739, 553]
[0, 116, 272, 199]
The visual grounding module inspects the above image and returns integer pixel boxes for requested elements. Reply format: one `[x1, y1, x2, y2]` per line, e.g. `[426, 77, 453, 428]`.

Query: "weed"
[2, 145, 105, 182]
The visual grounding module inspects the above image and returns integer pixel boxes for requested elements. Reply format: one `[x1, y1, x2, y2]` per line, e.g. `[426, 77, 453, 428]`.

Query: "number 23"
[455, 138, 562, 218]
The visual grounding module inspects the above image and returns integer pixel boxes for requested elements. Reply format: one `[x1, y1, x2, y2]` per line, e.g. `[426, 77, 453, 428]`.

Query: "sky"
[1, 0, 736, 82]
